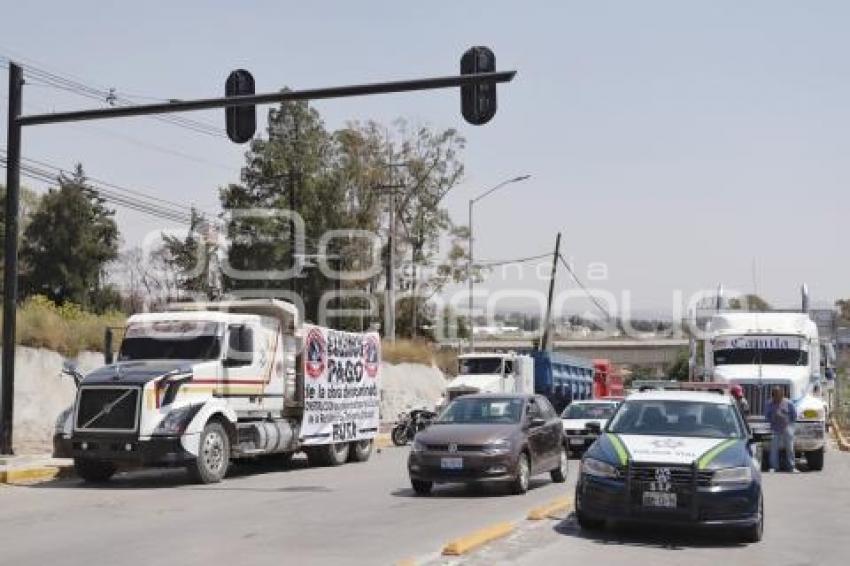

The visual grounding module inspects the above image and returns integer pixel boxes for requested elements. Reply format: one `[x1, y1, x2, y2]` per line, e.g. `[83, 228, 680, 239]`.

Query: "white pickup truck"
[54, 299, 381, 483]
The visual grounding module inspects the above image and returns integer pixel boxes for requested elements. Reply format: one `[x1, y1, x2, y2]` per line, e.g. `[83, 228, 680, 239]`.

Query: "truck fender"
[180, 400, 238, 458]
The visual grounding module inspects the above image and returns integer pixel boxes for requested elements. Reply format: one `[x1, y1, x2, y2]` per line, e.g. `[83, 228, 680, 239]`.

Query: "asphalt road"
[0, 445, 571, 566]
[445, 445, 850, 566]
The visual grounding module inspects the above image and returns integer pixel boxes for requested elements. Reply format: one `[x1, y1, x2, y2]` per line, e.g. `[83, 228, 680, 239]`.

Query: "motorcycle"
[391, 408, 436, 446]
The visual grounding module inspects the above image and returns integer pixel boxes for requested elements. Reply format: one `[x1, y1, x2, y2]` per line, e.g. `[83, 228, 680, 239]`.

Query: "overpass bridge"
[443, 338, 688, 376]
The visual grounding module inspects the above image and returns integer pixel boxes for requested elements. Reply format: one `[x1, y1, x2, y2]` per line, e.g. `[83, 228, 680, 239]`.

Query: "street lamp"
[468, 174, 531, 351]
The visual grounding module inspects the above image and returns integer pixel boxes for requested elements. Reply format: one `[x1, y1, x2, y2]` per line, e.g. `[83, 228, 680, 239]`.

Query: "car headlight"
[54, 406, 73, 433]
[482, 439, 512, 455]
[153, 405, 200, 435]
[581, 457, 620, 479]
[411, 438, 427, 453]
[712, 466, 753, 485]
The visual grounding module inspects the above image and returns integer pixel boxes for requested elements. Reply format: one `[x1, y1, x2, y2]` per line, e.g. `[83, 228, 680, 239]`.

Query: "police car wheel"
[740, 497, 764, 543]
[74, 458, 116, 483]
[348, 439, 373, 463]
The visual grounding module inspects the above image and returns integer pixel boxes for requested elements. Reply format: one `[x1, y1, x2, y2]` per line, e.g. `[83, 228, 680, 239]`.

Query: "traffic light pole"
[0, 62, 516, 454]
[1, 63, 22, 455]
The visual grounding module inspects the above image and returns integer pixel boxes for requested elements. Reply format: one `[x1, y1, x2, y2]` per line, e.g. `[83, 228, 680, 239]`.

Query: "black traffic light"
[225, 69, 256, 143]
[460, 47, 497, 125]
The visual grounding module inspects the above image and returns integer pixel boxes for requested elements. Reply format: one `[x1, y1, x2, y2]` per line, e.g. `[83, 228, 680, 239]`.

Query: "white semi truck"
[54, 300, 381, 483]
[702, 288, 827, 471]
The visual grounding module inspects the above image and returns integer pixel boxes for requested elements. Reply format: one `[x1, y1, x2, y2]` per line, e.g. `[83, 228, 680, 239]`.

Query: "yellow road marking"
[527, 496, 574, 520]
[441, 521, 515, 556]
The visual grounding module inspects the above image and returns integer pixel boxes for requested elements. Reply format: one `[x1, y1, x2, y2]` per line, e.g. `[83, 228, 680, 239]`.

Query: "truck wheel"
[805, 448, 824, 471]
[187, 421, 230, 484]
[550, 446, 568, 483]
[511, 452, 531, 495]
[411, 479, 433, 495]
[348, 439, 373, 463]
[307, 443, 350, 467]
[74, 458, 116, 483]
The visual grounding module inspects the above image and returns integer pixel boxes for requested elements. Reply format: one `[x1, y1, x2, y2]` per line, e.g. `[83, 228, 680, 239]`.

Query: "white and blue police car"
[575, 388, 763, 542]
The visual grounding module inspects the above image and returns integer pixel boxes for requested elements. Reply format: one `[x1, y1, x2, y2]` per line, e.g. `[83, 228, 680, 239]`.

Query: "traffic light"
[225, 69, 256, 143]
[460, 47, 497, 125]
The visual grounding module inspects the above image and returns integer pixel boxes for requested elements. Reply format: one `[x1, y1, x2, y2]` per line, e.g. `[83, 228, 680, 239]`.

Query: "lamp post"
[467, 174, 531, 351]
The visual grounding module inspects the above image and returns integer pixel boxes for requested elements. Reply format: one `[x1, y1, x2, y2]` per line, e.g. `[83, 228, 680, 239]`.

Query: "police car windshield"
[607, 400, 744, 439]
[437, 397, 523, 424]
[562, 403, 617, 420]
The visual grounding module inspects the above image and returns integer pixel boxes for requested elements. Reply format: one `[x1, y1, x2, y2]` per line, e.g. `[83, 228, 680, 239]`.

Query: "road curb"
[0, 465, 73, 485]
[526, 495, 574, 520]
[441, 521, 515, 556]
[831, 418, 850, 452]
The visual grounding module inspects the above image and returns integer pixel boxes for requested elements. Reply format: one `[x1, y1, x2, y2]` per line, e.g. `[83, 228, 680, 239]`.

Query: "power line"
[476, 251, 552, 268]
[558, 252, 613, 321]
[1, 54, 228, 139]
[0, 151, 194, 224]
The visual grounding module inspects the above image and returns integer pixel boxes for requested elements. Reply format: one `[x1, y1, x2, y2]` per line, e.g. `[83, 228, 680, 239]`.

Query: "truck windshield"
[607, 400, 744, 439]
[437, 397, 523, 424]
[458, 358, 503, 375]
[714, 349, 808, 366]
[118, 321, 222, 361]
[562, 403, 617, 420]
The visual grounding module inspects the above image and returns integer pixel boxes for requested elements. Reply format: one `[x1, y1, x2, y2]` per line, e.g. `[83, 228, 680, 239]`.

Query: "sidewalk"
[0, 454, 73, 484]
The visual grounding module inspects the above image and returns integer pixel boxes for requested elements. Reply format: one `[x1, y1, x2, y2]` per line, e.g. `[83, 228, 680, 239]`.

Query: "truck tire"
[805, 448, 824, 471]
[187, 421, 230, 484]
[348, 439, 373, 463]
[510, 452, 531, 495]
[550, 445, 568, 483]
[411, 479, 433, 495]
[306, 443, 349, 467]
[74, 458, 116, 483]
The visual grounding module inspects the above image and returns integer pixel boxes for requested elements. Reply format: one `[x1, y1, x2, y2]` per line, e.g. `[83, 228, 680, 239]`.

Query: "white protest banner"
[300, 325, 381, 445]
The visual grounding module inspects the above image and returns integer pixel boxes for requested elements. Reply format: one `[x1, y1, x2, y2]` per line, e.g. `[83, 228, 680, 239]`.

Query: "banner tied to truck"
[301, 325, 381, 445]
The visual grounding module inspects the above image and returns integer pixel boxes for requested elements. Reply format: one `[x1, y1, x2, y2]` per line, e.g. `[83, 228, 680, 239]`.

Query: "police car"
[575, 388, 763, 542]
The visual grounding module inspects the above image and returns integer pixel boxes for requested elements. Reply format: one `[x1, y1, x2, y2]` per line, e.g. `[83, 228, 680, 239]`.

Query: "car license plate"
[643, 491, 677, 508]
[441, 457, 463, 470]
[570, 438, 585, 446]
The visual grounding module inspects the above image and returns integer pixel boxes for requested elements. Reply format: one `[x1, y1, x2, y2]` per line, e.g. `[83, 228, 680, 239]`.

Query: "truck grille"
[741, 383, 791, 416]
[76, 387, 140, 432]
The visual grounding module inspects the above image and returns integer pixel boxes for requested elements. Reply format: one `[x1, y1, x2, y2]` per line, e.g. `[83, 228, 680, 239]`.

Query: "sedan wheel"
[550, 446, 568, 483]
[511, 453, 531, 495]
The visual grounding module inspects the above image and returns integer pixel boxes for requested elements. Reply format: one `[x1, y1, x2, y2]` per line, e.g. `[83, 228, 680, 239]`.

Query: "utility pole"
[0, 55, 516, 455]
[539, 232, 562, 352]
[1, 63, 22, 455]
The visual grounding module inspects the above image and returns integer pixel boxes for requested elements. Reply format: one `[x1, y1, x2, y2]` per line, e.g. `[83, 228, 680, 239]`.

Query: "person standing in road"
[765, 386, 797, 472]
[730, 384, 750, 417]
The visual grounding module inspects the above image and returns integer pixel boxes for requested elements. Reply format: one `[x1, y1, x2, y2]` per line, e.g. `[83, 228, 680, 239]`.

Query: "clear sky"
[1, 1, 848, 315]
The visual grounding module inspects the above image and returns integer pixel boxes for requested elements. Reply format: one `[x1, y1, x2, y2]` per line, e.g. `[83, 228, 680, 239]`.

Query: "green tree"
[20, 164, 119, 309]
[160, 209, 220, 299]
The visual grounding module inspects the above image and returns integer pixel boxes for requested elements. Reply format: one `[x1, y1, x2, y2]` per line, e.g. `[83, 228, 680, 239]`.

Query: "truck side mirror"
[61, 360, 83, 388]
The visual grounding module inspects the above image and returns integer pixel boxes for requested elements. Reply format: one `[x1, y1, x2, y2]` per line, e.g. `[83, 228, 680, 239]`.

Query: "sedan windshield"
[437, 397, 523, 424]
[607, 400, 744, 439]
[562, 403, 617, 420]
